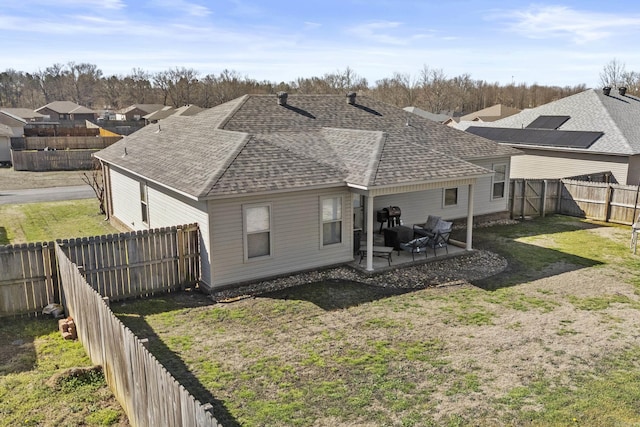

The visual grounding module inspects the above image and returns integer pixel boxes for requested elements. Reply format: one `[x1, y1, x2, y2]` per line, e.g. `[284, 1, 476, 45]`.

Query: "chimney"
[603, 86, 612, 96]
[346, 92, 357, 105]
[619, 87, 627, 96]
[277, 91, 288, 106]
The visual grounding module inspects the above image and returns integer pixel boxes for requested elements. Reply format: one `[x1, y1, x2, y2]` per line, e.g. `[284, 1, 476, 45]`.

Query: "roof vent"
[603, 86, 612, 96]
[346, 92, 357, 105]
[277, 91, 288, 106]
[619, 87, 627, 96]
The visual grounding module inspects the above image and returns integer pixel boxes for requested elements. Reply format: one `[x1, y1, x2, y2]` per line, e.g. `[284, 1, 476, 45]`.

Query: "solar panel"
[467, 127, 603, 149]
[526, 115, 570, 129]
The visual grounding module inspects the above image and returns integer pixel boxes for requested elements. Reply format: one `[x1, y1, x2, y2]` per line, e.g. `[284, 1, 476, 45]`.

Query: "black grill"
[377, 206, 401, 232]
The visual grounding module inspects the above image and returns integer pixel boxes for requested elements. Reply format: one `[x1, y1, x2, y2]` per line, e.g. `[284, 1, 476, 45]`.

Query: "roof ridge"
[215, 95, 250, 129]
[365, 132, 386, 186]
[196, 129, 251, 197]
[593, 90, 636, 154]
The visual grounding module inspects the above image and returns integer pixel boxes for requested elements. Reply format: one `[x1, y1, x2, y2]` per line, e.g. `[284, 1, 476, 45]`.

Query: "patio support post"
[366, 195, 374, 271]
[466, 182, 474, 250]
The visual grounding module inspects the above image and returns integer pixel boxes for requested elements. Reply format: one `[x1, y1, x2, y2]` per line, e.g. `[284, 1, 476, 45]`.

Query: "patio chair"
[399, 236, 430, 261]
[413, 215, 441, 238]
[426, 220, 452, 256]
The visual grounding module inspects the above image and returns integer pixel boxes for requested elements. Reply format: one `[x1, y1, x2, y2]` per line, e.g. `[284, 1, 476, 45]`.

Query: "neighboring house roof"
[36, 101, 95, 115]
[117, 104, 165, 115]
[403, 106, 451, 123]
[96, 94, 518, 199]
[143, 104, 203, 121]
[0, 109, 28, 126]
[0, 108, 44, 121]
[459, 104, 521, 122]
[456, 89, 640, 156]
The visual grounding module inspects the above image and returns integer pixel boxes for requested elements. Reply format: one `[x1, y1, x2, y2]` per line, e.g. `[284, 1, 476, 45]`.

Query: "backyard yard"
[111, 215, 640, 426]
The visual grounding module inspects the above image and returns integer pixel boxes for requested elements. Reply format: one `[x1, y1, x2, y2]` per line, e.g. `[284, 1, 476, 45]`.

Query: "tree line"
[0, 60, 632, 116]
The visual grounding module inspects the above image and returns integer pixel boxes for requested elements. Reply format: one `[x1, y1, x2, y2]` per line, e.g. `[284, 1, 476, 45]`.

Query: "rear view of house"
[95, 93, 518, 291]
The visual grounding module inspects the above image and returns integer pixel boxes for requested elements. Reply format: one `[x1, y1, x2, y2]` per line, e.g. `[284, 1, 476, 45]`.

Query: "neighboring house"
[403, 106, 451, 123]
[143, 104, 204, 122]
[36, 101, 96, 122]
[446, 104, 521, 127]
[0, 109, 28, 136]
[0, 123, 12, 165]
[115, 104, 165, 121]
[0, 108, 46, 125]
[95, 93, 518, 290]
[455, 88, 640, 185]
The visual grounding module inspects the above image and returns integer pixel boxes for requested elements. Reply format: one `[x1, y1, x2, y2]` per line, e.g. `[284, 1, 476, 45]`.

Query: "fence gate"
[511, 179, 549, 219]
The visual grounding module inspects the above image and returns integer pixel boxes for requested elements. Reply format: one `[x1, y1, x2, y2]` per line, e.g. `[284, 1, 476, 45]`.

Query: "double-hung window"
[244, 204, 271, 260]
[321, 196, 342, 246]
[492, 164, 507, 200]
[140, 182, 149, 224]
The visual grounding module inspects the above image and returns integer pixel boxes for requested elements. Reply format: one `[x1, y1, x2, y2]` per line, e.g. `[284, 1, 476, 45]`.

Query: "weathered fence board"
[11, 149, 98, 171]
[56, 244, 220, 426]
[11, 136, 121, 151]
[509, 179, 559, 219]
[0, 243, 57, 317]
[1, 224, 199, 317]
[509, 178, 640, 225]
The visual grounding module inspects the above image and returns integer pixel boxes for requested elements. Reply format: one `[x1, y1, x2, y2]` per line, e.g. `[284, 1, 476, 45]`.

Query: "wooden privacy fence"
[56, 244, 220, 427]
[509, 179, 561, 219]
[24, 127, 100, 137]
[11, 149, 99, 171]
[59, 224, 200, 300]
[0, 243, 58, 318]
[510, 178, 640, 225]
[0, 224, 200, 317]
[11, 135, 122, 150]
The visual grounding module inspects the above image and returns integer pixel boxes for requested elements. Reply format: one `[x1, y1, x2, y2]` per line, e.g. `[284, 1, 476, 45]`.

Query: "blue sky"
[2, 0, 640, 87]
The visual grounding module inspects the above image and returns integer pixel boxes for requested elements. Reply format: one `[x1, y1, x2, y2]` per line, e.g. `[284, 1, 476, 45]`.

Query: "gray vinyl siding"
[509, 148, 630, 184]
[110, 167, 144, 229]
[109, 166, 212, 287]
[208, 188, 353, 288]
[374, 157, 511, 222]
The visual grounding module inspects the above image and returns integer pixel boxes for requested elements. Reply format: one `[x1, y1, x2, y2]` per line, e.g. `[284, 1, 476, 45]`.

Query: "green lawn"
[112, 215, 640, 426]
[0, 318, 127, 427]
[0, 199, 118, 244]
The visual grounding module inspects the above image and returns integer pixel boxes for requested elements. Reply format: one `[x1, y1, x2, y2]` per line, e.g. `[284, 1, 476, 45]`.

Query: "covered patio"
[352, 176, 483, 273]
[350, 229, 468, 272]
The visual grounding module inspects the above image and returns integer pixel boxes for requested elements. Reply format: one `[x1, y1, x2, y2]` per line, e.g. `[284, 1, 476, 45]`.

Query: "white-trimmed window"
[492, 164, 507, 199]
[140, 181, 149, 224]
[321, 196, 343, 246]
[244, 204, 272, 260]
[443, 187, 458, 207]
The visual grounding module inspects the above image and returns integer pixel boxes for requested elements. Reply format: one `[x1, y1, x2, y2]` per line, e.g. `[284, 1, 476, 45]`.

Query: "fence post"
[520, 179, 526, 220]
[177, 226, 186, 288]
[509, 179, 515, 219]
[604, 185, 612, 222]
[541, 180, 547, 218]
[557, 180, 563, 214]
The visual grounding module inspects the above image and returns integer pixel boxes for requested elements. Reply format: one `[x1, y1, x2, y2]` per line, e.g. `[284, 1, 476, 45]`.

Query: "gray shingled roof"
[96, 94, 517, 199]
[458, 89, 640, 155]
[36, 101, 95, 114]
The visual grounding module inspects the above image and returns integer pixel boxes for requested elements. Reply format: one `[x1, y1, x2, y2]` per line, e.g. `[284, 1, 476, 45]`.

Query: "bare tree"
[600, 58, 626, 88]
[82, 160, 106, 216]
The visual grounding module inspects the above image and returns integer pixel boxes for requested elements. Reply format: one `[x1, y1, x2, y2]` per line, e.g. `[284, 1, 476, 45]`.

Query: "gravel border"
[210, 249, 507, 302]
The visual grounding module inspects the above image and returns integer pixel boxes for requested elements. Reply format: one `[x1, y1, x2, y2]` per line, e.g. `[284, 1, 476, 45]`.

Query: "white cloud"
[148, 0, 212, 17]
[347, 21, 429, 45]
[501, 5, 640, 44]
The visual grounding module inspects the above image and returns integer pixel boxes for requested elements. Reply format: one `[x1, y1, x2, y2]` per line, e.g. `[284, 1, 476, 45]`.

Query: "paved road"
[0, 185, 94, 205]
